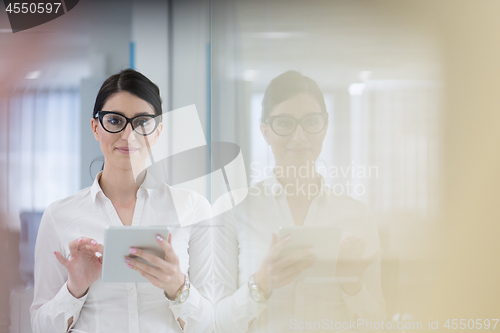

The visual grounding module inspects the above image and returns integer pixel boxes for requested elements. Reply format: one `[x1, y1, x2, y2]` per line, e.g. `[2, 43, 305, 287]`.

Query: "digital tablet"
[102, 226, 170, 283]
[278, 225, 342, 281]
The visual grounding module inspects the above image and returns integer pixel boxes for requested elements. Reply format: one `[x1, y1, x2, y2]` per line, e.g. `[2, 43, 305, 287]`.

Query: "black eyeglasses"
[95, 111, 160, 136]
[265, 113, 328, 136]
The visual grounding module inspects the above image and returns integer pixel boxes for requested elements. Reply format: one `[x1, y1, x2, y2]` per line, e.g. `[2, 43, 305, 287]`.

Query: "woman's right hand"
[254, 233, 316, 298]
[54, 237, 104, 298]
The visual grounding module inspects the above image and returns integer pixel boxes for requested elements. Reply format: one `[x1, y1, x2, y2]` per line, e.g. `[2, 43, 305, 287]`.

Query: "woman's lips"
[287, 147, 311, 154]
[116, 147, 139, 154]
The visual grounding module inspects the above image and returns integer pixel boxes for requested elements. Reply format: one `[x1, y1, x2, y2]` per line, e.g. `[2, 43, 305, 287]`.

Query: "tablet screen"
[102, 226, 170, 283]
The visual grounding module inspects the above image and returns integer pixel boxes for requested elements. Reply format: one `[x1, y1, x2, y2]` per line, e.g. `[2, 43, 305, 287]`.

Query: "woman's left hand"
[125, 233, 185, 299]
[335, 236, 383, 295]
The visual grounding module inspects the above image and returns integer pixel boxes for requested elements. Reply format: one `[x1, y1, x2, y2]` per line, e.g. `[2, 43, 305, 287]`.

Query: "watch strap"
[248, 273, 267, 303]
[165, 274, 190, 304]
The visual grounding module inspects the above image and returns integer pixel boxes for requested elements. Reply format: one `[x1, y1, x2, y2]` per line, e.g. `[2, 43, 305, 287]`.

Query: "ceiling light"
[349, 83, 366, 96]
[359, 71, 372, 82]
[247, 32, 307, 40]
[25, 70, 41, 79]
[243, 70, 258, 82]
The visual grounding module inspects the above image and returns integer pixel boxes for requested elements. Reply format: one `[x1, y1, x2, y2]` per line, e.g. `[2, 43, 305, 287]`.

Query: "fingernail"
[90, 239, 97, 245]
[124, 258, 131, 263]
[285, 235, 292, 241]
[129, 248, 137, 254]
[127, 264, 133, 269]
[156, 235, 163, 242]
[77, 238, 82, 243]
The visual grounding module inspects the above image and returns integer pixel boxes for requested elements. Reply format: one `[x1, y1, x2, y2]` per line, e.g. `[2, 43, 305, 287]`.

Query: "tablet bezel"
[102, 226, 170, 283]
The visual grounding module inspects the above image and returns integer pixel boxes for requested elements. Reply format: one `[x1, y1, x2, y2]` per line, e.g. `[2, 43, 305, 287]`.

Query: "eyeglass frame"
[264, 112, 329, 136]
[94, 111, 161, 136]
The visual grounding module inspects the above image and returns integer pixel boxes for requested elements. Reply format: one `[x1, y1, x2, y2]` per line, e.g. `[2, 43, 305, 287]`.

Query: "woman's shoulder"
[43, 186, 96, 225]
[144, 173, 207, 204]
[326, 190, 368, 208]
[319, 185, 371, 219]
[50, 186, 94, 208]
[163, 184, 212, 226]
[142, 174, 211, 214]
[159, 183, 208, 205]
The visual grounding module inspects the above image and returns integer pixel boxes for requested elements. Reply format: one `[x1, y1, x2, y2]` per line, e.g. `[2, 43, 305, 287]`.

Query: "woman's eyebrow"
[103, 110, 125, 116]
[271, 113, 322, 119]
[108, 111, 155, 117]
[133, 112, 156, 116]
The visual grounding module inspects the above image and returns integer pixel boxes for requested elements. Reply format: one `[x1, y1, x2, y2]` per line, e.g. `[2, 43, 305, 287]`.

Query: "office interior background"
[1, 0, 500, 332]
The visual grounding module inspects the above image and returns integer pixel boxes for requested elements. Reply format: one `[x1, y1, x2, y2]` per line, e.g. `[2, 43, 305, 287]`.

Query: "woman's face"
[91, 91, 163, 173]
[260, 93, 327, 169]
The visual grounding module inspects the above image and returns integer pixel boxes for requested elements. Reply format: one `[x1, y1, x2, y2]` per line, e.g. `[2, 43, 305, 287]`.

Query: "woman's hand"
[125, 233, 185, 299]
[254, 233, 317, 298]
[335, 236, 383, 295]
[54, 237, 104, 299]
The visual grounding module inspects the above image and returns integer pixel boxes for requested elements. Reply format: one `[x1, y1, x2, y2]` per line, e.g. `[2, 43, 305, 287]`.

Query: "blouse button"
[131, 313, 137, 319]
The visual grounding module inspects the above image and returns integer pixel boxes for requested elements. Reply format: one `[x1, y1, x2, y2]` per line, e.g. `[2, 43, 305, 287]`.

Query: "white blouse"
[214, 175, 385, 333]
[30, 172, 213, 333]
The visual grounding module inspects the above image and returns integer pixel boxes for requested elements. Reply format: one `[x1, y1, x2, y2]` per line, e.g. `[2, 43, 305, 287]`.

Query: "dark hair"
[93, 69, 162, 119]
[261, 70, 326, 122]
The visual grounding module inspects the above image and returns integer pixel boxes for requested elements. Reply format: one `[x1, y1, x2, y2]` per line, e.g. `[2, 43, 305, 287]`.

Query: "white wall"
[131, 0, 169, 108]
[170, 0, 210, 136]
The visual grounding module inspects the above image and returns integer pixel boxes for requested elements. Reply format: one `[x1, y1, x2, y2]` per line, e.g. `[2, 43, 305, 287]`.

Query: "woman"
[214, 71, 385, 332]
[31, 69, 213, 333]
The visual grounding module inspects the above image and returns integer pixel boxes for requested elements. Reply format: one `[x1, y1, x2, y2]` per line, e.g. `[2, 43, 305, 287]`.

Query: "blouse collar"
[90, 170, 161, 203]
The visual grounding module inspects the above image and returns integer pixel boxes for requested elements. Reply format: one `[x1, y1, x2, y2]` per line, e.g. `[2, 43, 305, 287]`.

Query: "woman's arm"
[30, 205, 87, 333]
[213, 210, 268, 333]
[172, 192, 214, 332]
[340, 216, 386, 321]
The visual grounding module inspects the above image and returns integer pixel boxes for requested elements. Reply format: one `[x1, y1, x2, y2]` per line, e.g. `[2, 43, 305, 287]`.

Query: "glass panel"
[211, 0, 443, 330]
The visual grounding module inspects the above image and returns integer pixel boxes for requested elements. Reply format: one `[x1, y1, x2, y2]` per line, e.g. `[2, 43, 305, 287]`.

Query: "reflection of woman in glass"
[215, 71, 385, 332]
[31, 69, 213, 333]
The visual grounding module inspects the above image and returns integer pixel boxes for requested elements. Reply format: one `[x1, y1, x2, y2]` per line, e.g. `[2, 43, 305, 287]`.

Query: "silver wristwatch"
[165, 274, 190, 304]
[248, 273, 267, 303]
